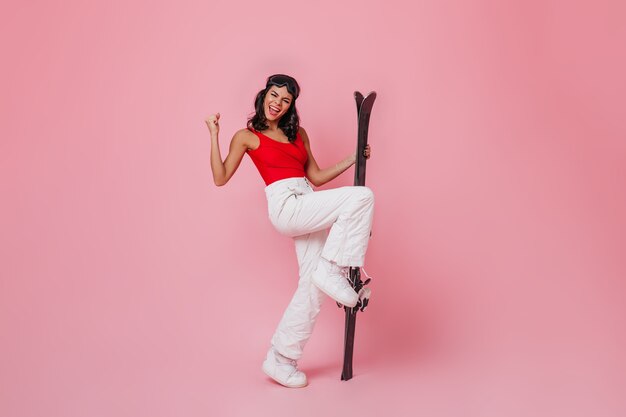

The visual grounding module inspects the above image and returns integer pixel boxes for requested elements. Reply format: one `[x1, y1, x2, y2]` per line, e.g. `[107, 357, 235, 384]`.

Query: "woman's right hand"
[205, 113, 220, 137]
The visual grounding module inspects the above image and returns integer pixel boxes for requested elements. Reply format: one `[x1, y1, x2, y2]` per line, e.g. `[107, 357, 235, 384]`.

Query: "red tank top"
[246, 128, 309, 185]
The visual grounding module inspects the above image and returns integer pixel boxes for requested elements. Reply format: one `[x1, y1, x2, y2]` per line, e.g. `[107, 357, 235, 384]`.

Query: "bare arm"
[205, 113, 252, 186]
[300, 127, 370, 187]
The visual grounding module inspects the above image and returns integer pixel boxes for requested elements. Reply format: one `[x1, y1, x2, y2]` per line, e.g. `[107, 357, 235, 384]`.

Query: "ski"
[354, 91, 365, 115]
[340, 91, 376, 381]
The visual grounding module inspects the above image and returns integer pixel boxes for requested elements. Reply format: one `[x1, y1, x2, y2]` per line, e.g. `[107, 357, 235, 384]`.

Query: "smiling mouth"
[268, 105, 281, 116]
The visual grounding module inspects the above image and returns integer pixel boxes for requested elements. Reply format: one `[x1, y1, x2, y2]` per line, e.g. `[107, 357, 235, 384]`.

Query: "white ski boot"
[262, 347, 307, 388]
[312, 258, 359, 308]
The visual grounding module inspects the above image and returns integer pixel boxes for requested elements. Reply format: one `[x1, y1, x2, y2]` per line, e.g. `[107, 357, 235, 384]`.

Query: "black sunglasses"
[266, 74, 300, 99]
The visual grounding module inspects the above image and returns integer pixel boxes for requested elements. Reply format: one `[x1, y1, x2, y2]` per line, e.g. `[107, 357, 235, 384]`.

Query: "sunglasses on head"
[266, 74, 300, 99]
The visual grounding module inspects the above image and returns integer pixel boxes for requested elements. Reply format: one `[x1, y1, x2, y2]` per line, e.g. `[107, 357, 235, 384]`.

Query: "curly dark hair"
[247, 74, 301, 143]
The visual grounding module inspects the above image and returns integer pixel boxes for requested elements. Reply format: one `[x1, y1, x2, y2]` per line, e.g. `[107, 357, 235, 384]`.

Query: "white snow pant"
[264, 177, 374, 360]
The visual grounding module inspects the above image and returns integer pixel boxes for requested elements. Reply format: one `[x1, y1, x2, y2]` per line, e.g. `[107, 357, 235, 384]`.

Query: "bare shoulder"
[298, 126, 310, 143]
[235, 127, 255, 139]
[233, 128, 257, 147]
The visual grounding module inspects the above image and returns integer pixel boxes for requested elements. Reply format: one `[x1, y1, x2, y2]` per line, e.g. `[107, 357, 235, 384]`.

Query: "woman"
[205, 74, 374, 388]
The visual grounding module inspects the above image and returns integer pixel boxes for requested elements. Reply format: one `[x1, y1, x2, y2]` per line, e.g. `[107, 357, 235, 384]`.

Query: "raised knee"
[356, 186, 374, 204]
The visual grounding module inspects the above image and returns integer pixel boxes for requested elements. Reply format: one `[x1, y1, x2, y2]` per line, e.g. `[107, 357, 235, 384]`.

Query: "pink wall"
[1, 1, 625, 416]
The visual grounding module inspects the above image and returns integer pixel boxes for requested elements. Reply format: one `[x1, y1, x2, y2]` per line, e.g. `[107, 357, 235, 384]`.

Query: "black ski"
[341, 91, 376, 381]
[354, 91, 365, 115]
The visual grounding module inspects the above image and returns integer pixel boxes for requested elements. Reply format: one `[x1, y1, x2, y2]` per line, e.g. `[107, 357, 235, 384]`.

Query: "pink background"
[2, 0, 625, 416]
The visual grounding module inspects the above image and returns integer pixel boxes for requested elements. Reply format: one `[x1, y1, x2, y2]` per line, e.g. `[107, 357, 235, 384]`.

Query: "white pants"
[264, 177, 375, 360]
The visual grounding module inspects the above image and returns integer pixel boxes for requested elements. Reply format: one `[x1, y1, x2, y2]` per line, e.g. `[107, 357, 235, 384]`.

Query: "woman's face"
[263, 85, 293, 122]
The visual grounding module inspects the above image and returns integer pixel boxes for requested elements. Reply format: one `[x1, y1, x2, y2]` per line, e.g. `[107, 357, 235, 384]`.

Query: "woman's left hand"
[348, 144, 372, 167]
[363, 144, 371, 160]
